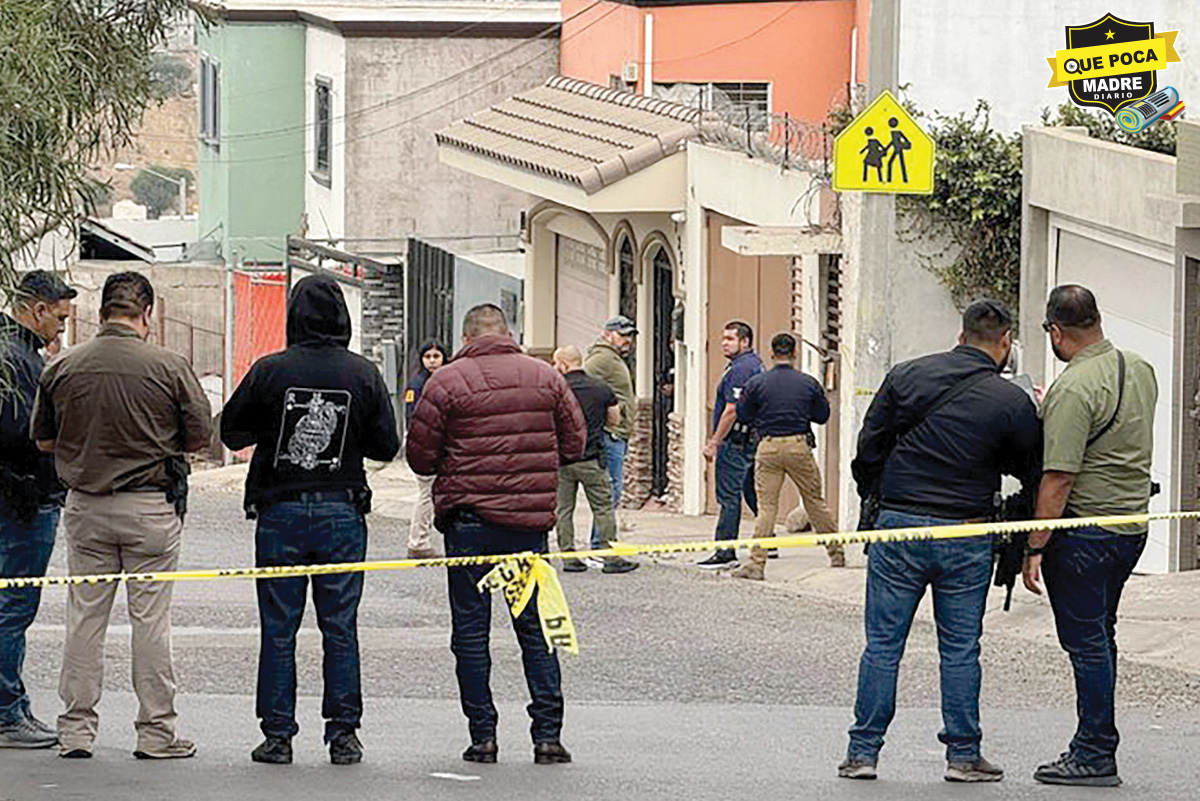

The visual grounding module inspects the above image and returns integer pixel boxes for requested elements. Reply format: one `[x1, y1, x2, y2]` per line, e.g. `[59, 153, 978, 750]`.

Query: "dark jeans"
[848, 509, 994, 763]
[714, 443, 756, 557]
[1042, 526, 1146, 767]
[590, 432, 627, 549]
[255, 499, 366, 742]
[0, 503, 59, 724]
[446, 513, 564, 745]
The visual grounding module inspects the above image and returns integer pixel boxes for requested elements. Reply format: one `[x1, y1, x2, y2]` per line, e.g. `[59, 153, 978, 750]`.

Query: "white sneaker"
[583, 556, 605, 570]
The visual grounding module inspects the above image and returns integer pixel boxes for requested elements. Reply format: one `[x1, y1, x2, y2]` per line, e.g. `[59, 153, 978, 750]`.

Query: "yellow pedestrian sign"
[832, 90, 935, 194]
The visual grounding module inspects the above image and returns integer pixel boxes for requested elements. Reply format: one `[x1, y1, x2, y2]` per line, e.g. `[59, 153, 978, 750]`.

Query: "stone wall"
[664, 411, 684, 512]
[622, 398, 654, 509]
[360, 266, 404, 373]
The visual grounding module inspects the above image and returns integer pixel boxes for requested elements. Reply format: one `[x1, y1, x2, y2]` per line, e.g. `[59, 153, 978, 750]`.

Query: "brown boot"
[827, 542, 846, 568]
[731, 545, 767, 580]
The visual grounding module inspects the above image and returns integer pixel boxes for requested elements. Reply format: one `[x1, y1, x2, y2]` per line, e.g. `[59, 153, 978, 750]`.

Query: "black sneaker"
[767, 549, 779, 560]
[462, 740, 498, 764]
[251, 736, 293, 765]
[329, 732, 362, 766]
[602, 557, 639, 574]
[1034, 753, 1120, 787]
[945, 756, 1004, 783]
[697, 552, 738, 569]
[837, 757, 877, 780]
[534, 741, 572, 765]
[562, 558, 588, 573]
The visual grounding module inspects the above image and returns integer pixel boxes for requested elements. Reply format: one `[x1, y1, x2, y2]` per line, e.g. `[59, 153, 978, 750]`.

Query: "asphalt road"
[5, 485, 1200, 800]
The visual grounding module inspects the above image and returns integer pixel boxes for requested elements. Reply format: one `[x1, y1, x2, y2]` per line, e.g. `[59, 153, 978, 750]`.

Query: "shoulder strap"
[1086, 350, 1125, 447]
[897, 370, 996, 448]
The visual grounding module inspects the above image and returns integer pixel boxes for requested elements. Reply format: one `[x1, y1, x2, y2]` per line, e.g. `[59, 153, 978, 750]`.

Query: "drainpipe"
[643, 13, 653, 97]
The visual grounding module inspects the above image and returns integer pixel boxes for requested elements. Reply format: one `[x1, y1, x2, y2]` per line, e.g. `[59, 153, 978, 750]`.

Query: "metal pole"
[222, 258, 236, 465]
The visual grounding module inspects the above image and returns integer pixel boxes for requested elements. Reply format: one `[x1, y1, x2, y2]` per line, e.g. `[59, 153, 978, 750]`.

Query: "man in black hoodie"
[221, 274, 399, 767]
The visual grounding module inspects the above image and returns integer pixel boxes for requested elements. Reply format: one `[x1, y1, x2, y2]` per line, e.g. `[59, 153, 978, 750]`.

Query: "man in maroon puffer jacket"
[406, 303, 586, 766]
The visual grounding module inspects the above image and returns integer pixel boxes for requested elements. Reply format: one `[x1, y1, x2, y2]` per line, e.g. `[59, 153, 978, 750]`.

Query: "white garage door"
[1054, 224, 1175, 572]
[555, 235, 609, 350]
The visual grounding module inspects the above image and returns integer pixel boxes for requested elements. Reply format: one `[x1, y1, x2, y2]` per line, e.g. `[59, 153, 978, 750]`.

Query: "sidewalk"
[195, 461, 1200, 678]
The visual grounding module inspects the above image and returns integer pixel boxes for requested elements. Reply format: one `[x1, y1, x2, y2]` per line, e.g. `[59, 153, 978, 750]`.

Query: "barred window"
[652, 81, 771, 130]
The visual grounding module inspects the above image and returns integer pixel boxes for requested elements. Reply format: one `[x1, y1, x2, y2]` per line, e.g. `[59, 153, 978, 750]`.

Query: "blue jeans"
[848, 509, 994, 763]
[0, 503, 59, 724]
[590, 432, 627, 549]
[255, 499, 366, 742]
[446, 513, 564, 745]
[1042, 526, 1146, 767]
[713, 443, 755, 557]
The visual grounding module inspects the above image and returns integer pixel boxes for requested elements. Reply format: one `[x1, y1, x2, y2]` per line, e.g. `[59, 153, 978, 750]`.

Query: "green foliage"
[130, 165, 192, 218]
[0, 0, 208, 283]
[1041, 101, 1177, 155]
[897, 101, 1024, 312]
[150, 52, 194, 101]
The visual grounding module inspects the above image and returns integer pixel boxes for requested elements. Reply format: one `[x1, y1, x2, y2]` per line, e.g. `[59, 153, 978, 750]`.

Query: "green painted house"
[197, 22, 306, 264]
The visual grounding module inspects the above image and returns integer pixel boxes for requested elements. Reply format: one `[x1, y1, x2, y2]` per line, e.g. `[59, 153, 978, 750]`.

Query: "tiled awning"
[435, 77, 700, 195]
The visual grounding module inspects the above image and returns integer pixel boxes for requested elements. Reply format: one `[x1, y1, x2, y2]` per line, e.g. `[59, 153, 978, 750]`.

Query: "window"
[652, 81, 771, 130]
[313, 77, 332, 181]
[199, 56, 220, 147]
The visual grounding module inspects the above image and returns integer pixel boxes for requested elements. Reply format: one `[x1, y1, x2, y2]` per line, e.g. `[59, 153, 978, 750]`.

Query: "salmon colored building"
[561, 0, 864, 124]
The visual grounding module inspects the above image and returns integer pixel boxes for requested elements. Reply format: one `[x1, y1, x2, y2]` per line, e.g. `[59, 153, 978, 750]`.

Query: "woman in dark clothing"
[405, 341, 446, 557]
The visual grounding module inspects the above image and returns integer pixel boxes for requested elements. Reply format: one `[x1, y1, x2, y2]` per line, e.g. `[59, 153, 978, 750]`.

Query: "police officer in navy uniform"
[732, 333, 843, 580]
[699, 321, 763, 569]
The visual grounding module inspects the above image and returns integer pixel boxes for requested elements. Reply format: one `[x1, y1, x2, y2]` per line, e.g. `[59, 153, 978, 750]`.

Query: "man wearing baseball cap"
[582, 316, 638, 559]
[0, 271, 76, 748]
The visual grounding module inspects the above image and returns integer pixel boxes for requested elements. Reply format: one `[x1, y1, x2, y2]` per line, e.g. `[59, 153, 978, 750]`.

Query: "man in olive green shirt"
[1022, 285, 1157, 788]
[584, 316, 637, 551]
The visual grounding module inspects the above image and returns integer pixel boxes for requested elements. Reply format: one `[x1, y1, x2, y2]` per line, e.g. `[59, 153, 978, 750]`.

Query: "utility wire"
[206, 3, 620, 166]
[219, 0, 604, 142]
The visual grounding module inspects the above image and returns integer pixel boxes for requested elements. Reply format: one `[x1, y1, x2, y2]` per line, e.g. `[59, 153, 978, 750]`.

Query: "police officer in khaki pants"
[33, 272, 212, 760]
[731, 333, 843, 580]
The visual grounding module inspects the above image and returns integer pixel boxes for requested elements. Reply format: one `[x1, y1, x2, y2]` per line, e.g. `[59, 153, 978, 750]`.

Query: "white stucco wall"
[304, 25, 347, 243]
[900, 0, 1198, 132]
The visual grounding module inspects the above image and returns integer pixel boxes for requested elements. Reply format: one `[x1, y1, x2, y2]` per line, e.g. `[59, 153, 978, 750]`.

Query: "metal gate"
[406, 238, 455, 372]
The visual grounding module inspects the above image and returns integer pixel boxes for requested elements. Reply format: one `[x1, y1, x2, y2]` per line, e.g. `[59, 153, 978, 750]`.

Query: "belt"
[761, 434, 810, 441]
[269, 489, 355, 505]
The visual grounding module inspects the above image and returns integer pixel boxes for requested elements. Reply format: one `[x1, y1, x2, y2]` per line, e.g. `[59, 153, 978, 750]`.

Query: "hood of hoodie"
[286, 274, 352, 348]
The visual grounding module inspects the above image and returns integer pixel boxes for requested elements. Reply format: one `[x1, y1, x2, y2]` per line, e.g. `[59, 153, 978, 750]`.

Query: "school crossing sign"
[832, 90, 935, 194]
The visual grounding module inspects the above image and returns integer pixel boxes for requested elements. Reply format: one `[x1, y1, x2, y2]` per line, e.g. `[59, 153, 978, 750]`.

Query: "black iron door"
[406, 238, 455, 377]
[651, 248, 675, 497]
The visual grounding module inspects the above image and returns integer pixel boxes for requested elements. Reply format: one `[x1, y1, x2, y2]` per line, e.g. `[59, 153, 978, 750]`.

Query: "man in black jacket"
[840, 300, 1041, 783]
[221, 274, 399, 767]
[0, 271, 74, 749]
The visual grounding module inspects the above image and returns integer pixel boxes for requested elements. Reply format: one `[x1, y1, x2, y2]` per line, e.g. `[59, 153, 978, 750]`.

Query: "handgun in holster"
[164, 456, 190, 520]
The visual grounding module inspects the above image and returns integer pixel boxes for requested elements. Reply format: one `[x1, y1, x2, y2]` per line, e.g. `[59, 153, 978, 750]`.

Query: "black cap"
[17, 270, 77, 305]
[604, 314, 638, 336]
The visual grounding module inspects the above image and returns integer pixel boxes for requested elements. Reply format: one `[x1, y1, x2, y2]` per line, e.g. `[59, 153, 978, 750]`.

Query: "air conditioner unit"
[622, 62, 639, 84]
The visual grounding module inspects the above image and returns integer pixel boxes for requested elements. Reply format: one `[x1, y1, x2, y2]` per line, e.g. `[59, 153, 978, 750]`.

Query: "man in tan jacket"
[33, 272, 212, 760]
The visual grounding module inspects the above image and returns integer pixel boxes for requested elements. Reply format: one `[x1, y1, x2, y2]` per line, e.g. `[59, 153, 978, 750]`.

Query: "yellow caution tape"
[479, 557, 578, 655]
[1, 511, 1196, 592]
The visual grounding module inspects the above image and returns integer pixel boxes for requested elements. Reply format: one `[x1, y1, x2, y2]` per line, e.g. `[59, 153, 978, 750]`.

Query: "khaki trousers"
[751, 436, 841, 566]
[58, 491, 182, 752]
[407, 473, 436, 552]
